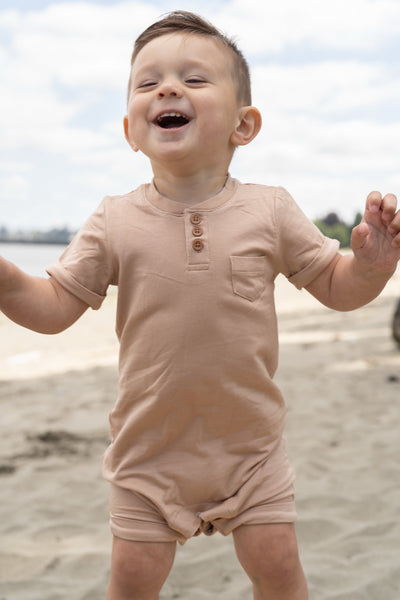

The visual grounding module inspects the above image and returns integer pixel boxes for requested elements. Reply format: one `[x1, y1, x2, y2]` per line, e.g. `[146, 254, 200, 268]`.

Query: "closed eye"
[138, 81, 157, 89]
[186, 77, 206, 85]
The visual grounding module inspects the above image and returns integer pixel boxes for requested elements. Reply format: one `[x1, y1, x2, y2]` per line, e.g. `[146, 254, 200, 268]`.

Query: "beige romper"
[47, 176, 339, 543]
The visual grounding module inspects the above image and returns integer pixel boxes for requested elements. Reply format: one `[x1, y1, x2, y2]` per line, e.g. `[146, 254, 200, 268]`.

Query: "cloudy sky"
[1, 0, 399, 230]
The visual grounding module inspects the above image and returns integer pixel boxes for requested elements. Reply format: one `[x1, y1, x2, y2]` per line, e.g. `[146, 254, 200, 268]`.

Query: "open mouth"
[155, 112, 190, 129]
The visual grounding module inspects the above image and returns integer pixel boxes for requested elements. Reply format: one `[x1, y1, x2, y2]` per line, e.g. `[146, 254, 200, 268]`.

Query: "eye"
[185, 76, 206, 85]
[137, 80, 157, 89]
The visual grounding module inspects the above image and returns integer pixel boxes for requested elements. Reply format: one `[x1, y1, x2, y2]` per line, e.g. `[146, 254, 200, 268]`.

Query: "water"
[1, 243, 399, 280]
[0, 243, 67, 277]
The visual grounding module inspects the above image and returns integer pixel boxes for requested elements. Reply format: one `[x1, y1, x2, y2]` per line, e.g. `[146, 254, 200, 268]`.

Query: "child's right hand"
[0, 257, 88, 334]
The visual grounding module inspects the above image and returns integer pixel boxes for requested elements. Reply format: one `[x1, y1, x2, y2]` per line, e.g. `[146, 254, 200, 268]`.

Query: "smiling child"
[1, 11, 399, 600]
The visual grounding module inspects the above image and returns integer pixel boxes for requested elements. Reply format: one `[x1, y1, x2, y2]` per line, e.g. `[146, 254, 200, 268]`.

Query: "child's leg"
[233, 523, 308, 600]
[105, 536, 176, 600]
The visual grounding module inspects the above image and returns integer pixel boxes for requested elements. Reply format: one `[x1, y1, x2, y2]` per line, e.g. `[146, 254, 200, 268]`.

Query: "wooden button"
[190, 213, 202, 225]
[192, 239, 204, 252]
[192, 225, 203, 237]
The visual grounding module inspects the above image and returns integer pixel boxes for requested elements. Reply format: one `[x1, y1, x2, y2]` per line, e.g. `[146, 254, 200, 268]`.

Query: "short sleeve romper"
[47, 176, 339, 542]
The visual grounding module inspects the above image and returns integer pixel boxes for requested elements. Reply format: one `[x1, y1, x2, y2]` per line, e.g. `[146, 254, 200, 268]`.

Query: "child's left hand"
[351, 191, 400, 273]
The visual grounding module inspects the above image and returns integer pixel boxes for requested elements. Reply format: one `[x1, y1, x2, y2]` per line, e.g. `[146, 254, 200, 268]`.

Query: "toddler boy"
[1, 11, 399, 600]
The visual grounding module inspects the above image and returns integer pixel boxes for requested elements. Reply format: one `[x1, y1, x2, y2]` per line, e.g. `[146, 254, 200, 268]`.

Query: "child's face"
[124, 33, 244, 173]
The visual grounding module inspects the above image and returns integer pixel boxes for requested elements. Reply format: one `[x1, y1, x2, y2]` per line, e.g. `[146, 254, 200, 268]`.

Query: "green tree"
[314, 212, 358, 248]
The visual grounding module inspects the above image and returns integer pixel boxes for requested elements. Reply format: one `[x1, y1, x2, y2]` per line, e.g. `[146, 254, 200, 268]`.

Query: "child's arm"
[306, 191, 400, 311]
[0, 256, 88, 334]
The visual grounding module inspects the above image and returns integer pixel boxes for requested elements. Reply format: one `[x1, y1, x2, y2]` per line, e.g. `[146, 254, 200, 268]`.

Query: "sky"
[0, 0, 400, 230]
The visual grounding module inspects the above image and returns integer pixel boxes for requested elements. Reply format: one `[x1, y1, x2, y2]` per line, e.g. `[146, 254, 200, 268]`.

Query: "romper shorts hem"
[108, 438, 297, 545]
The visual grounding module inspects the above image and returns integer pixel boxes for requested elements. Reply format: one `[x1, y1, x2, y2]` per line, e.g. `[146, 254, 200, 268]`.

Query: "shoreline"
[1, 272, 398, 382]
[0, 239, 70, 245]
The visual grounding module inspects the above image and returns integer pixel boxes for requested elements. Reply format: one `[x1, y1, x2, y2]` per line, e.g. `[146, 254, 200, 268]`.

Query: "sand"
[0, 272, 399, 599]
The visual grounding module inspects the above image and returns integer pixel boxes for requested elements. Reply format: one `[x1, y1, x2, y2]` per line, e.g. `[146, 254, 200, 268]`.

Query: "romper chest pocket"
[230, 256, 267, 302]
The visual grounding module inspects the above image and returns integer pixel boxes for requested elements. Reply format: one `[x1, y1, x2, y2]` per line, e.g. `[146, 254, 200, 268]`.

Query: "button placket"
[185, 212, 209, 270]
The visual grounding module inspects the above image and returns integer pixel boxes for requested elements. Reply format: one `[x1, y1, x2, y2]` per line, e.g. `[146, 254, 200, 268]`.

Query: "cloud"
[252, 61, 400, 118]
[214, 0, 400, 55]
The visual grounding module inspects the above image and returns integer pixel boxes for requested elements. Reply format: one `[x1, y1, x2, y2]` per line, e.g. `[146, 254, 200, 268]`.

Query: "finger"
[381, 193, 398, 223]
[388, 209, 400, 235]
[351, 221, 369, 250]
[366, 190, 383, 213]
[391, 231, 400, 248]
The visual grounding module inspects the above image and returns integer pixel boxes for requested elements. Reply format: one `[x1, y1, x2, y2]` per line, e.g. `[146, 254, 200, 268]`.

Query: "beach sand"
[0, 272, 399, 599]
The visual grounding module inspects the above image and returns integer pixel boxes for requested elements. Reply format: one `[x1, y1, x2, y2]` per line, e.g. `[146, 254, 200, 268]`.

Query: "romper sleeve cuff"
[46, 262, 106, 310]
[287, 236, 340, 290]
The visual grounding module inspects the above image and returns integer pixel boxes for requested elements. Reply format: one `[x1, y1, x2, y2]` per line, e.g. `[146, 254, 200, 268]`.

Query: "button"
[192, 225, 203, 237]
[190, 213, 202, 225]
[192, 239, 204, 252]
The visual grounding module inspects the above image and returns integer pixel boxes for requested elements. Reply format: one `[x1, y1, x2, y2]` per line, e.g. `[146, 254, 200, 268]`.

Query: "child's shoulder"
[98, 183, 156, 217]
[234, 179, 295, 207]
[103, 183, 148, 205]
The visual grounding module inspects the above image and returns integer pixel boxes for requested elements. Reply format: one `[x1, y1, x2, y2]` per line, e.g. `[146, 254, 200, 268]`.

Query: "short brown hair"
[128, 11, 252, 105]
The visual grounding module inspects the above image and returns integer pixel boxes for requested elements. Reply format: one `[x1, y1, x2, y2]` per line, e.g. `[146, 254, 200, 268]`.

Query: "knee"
[234, 524, 307, 595]
[254, 533, 301, 581]
[249, 541, 307, 600]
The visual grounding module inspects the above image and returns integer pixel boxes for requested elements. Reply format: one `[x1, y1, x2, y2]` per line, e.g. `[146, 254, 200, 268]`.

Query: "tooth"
[157, 112, 184, 121]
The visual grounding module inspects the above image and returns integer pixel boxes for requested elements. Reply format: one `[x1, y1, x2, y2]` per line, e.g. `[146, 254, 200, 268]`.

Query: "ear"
[230, 106, 262, 147]
[123, 115, 139, 152]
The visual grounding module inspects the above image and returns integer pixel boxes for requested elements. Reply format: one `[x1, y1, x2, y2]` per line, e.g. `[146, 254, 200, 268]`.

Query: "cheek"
[127, 96, 147, 124]
[203, 88, 238, 122]
[124, 105, 145, 151]
[198, 96, 233, 132]
[126, 101, 147, 139]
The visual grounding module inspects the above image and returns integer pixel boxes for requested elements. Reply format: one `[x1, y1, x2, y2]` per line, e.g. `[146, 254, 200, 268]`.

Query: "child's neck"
[153, 171, 229, 206]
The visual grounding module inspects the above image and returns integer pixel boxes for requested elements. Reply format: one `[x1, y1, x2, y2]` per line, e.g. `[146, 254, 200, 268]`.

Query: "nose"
[157, 79, 183, 98]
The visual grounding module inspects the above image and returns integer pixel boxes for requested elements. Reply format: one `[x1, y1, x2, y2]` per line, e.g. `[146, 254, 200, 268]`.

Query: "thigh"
[106, 536, 176, 600]
[233, 522, 300, 566]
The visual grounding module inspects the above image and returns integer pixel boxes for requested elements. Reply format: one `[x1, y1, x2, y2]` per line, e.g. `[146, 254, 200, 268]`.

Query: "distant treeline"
[0, 226, 75, 245]
[1, 213, 360, 248]
[314, 211, 363, 248]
